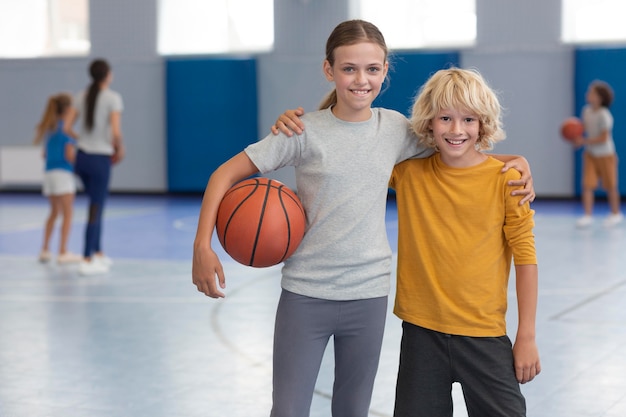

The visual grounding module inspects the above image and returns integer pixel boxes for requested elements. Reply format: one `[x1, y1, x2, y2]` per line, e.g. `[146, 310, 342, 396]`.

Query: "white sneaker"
[93, 254, 113, 267]
[57, 252, 83, 264]
[604, 212, 624, 227]
[78, 260, 109, 276]
[576, 215, 593, 228]
[38, 250, 52, 263]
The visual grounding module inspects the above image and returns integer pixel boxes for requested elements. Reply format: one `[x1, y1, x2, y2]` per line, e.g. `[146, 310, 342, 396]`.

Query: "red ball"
[216, 177, 306, 268]
[560, 117, 584, 141]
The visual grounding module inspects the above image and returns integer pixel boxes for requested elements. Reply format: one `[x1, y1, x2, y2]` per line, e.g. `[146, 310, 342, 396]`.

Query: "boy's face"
[585, 87, 601, 109]
[430, 107, 484, 167]
[323, 42, 388, 122]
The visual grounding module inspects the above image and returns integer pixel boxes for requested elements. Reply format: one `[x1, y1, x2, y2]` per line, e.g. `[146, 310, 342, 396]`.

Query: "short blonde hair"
[410, 67, 505, 151]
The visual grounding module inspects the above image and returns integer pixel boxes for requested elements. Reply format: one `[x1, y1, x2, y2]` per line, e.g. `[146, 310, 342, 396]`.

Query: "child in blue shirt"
[33, 93, 82, 264]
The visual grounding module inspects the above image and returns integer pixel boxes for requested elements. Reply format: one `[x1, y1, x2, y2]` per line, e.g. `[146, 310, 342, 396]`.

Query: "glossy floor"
[0, 193, 625, 417]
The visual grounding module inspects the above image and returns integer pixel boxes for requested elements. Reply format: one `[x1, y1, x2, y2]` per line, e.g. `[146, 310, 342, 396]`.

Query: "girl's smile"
[323, 41, 388, 122]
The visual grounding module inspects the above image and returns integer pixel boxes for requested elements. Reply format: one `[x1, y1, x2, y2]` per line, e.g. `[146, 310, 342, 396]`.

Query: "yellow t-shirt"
[389, 154, 536, 337]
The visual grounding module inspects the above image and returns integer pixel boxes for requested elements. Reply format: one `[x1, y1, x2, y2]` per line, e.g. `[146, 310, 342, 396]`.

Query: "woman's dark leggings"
[74, 150, 111, 258]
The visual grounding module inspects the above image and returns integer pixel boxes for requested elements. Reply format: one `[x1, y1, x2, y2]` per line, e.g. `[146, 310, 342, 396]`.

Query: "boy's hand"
[271, 107, 306, 136]
[513, 337, 541, 384]
[571, 136, 585, 148]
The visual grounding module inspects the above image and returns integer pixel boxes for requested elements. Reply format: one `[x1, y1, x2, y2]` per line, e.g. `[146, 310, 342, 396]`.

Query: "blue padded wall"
[574, 47, 626, 196]
[166, 57, 258, 192]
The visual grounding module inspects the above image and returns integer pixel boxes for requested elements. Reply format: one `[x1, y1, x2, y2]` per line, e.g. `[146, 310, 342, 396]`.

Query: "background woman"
[66, 58, 125, 275]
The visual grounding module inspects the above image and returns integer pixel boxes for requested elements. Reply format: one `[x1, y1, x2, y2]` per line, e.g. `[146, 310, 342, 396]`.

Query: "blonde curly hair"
[410, 67, 505, 151]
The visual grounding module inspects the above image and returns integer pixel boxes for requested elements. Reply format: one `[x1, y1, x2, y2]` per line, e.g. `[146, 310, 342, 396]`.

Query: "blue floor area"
[1, 192, 625, 417]
[0, 193, 205, 261]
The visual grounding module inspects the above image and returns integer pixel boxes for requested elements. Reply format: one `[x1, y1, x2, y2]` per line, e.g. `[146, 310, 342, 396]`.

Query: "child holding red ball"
[571, 80, 622, 228]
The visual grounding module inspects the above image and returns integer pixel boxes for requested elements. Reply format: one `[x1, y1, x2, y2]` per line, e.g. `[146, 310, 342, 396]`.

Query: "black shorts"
[394, 322, 526, 417]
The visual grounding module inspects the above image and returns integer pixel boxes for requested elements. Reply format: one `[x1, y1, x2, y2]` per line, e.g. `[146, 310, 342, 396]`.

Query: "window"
[158, 0, 274, 55]
[562, 0, 626, 44]
[351, 0, 476, 50]
[0, 0, 89, 58]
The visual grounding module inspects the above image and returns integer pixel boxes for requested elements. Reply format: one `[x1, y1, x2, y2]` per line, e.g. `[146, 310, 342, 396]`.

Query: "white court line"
[0, 206, 162, 233]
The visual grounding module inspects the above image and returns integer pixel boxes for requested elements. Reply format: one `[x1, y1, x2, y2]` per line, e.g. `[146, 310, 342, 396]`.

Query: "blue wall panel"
[166, 57, 258, 192]
[574, 47, 626, 196]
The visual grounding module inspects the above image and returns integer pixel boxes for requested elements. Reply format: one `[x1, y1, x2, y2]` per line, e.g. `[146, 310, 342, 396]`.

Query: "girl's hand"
[192, 244, 226, 298]
[501, 157, 535, 205]
[111, 144, 125, 165]
[271, 107, 306, 136]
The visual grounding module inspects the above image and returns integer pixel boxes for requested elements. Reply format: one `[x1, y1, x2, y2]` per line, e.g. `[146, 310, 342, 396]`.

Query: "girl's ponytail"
[318, 90, 338, 110]
[85, 59, 111, 132]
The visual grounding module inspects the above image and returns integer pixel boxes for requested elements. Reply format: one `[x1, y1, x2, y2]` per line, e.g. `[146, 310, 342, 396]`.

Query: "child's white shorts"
[42, 169, 76, 196]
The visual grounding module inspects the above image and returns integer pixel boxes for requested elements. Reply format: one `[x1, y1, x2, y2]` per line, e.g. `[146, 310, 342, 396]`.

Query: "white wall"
[463, 0, 574, 196]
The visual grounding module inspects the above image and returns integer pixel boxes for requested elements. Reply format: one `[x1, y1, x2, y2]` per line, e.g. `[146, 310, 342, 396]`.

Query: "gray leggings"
[270, 290, 388, 417]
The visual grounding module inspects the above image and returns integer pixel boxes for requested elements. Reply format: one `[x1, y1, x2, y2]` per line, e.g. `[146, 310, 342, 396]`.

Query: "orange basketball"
[560, 117, 584, 141]
[216, 177, 306, 268]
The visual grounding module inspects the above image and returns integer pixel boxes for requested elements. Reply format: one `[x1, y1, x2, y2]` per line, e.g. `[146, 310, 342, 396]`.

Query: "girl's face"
[323, 42, 388, 122]
[430, 107, 485, 168]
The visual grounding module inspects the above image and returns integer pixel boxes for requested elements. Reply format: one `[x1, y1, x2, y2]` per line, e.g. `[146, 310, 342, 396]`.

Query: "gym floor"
[0, 192, 625, 417]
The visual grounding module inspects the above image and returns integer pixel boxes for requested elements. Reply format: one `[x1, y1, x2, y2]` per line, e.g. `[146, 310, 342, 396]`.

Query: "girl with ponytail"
[66, 58, 124, 275]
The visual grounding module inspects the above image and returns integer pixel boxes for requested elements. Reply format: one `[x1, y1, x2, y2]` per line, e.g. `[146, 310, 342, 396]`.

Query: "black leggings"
[74, 150, 111, 258]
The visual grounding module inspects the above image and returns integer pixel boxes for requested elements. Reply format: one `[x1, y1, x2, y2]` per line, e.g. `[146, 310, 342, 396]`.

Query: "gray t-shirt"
[74, 88, 123, 155]
[245, 107, 431, 300]
[582, 105, 615, 157]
